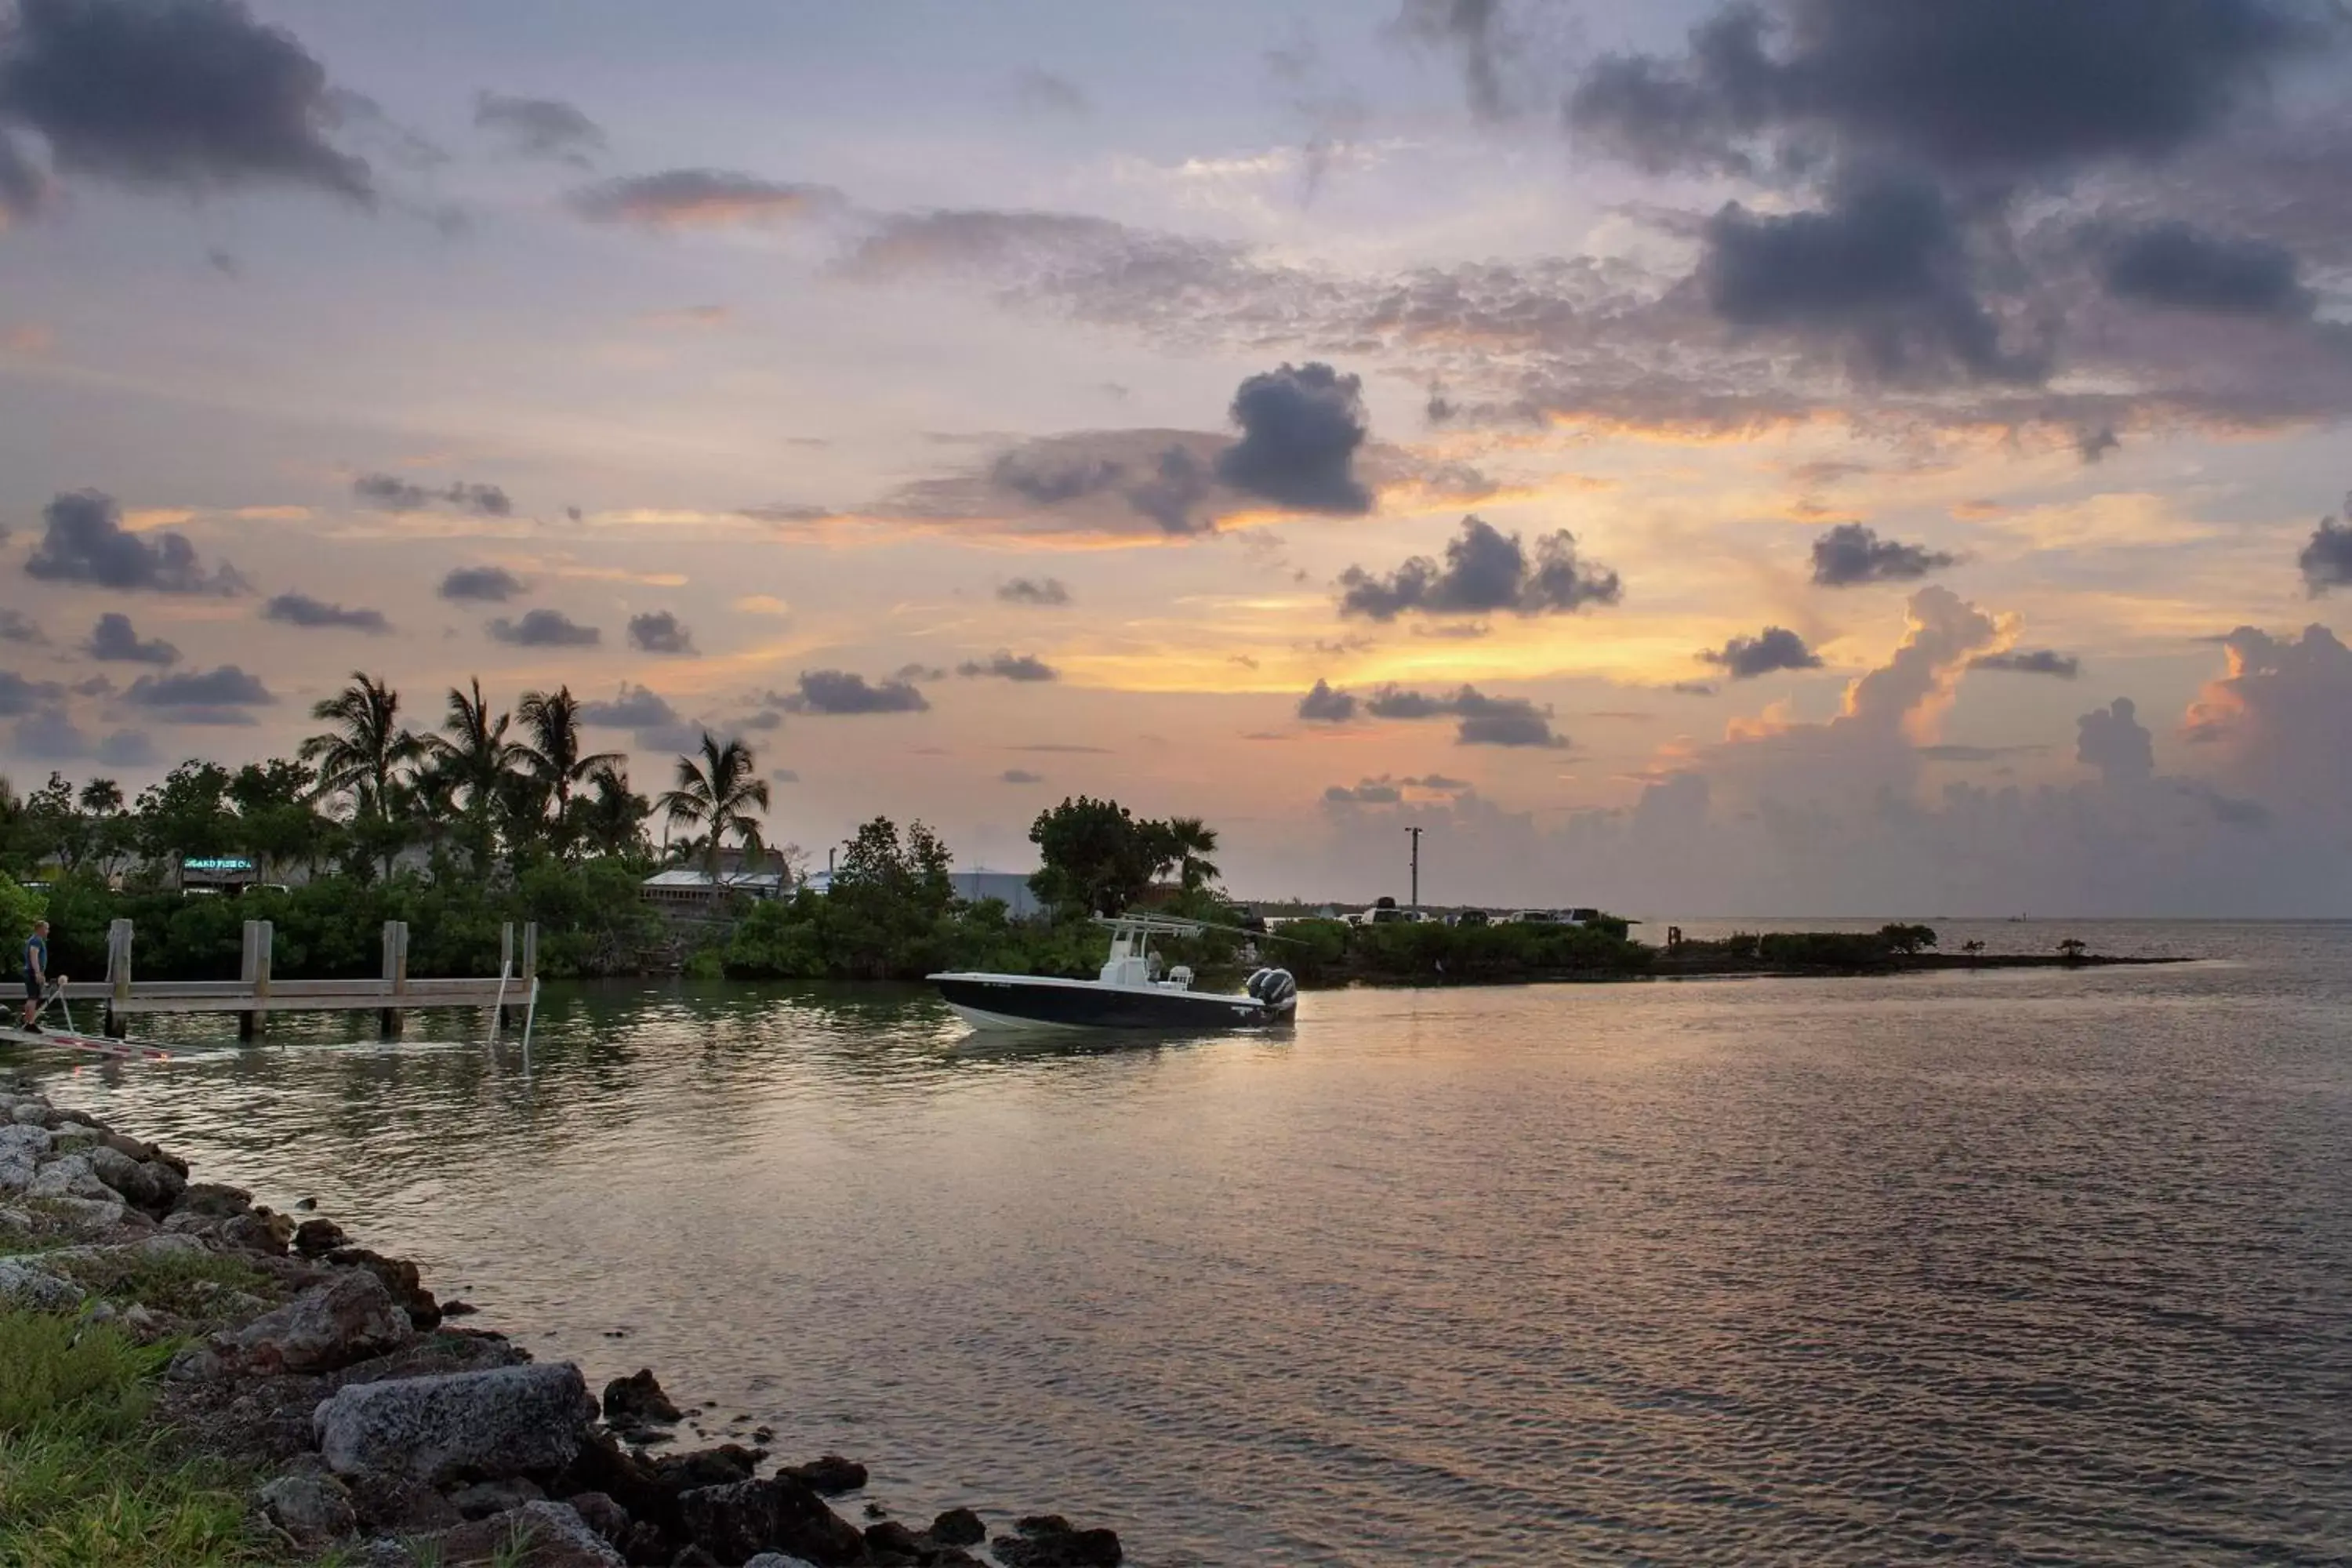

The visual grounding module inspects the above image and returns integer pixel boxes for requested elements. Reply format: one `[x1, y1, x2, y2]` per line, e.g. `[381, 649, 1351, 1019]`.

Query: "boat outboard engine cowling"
[1245, 967, 1298, 1012]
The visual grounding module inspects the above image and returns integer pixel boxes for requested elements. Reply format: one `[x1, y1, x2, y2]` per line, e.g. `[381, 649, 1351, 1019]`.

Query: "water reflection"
[28, 922, 2352, 1566]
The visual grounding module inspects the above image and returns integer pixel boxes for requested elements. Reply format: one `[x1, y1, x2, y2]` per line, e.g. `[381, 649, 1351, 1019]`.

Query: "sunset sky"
[2, 0, 2350, 913]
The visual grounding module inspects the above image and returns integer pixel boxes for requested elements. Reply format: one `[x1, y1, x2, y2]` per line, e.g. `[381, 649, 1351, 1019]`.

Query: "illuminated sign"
[183, 857, 255, 873]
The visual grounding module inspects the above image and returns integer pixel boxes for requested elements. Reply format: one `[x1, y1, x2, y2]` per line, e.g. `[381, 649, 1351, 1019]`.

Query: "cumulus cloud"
[85, 612, 177, 665]
[1564, 0, 2323, 181]
[1338, 514, 1621, 621]
[579, 683, 676, 729]
[24, 490, 245, 594]
[778, 670, 931, 715]
[1810, 522, 1956, 586]
[473, 90, 604, 165]
[2101, 222, 2314, 319]
[488, 608, 599, 648]
[626, 611, 695, 655]
[957, 651, 1058, 682]
[1298, 679, 1358, 724]
[1701, 174, 2041, 384]
[16, 707, 151, 766]
[2184, 622, 2352, 821]
[263, 593, 389, 633]
[1215, 362, 1373, 514]
[2300, 510, 2352, 594]
[1364, 683, 1569, 747]
[125, 663, 272, 724]
[1700, 626, 1824, 680]
[0, 0, 371, 203]
[568, 169, 840, 229]
[998, 576, 1071, 606]
[0, 670, 64, 716]
[1973, 649, 2081, 678]
[438, 566, 525, 603]
[2076, 697, 2156, 784]
[354, 474, 513, 517]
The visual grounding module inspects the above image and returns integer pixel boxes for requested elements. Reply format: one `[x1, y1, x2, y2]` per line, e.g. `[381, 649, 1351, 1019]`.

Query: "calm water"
[30, 920, 2352, 1565]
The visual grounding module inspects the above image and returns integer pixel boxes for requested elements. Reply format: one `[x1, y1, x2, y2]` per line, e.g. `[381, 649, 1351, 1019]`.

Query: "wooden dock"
[49, 918, 539, 1040]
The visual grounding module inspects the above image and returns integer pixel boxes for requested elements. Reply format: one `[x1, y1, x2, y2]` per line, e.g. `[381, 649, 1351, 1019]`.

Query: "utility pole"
[1406, 825, 1422, 911]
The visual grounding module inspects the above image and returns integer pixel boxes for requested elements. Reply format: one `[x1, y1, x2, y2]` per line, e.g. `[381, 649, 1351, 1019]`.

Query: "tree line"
[0, 670, 773, 887]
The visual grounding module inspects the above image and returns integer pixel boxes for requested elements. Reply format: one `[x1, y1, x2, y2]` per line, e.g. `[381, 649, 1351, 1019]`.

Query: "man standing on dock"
[20, 920, 49, 1032]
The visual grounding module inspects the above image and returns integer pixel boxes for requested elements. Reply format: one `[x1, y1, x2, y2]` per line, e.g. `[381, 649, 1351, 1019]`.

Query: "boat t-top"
[929, 915, 1298, 1032]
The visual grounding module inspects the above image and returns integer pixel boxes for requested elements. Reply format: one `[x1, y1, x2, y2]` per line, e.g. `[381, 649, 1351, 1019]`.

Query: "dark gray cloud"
[438, 565, 525, 603]
[1810, 521, 1957, 586]
[627, 611, 695, 655]
[86, 612, 177, 665]
[998, 576, 1071, 606]
[568, 169, 840, 229]
[474, 90, 604, 165]
[957, 651, 1058, 682]
[0, 129, 47, 222]
[1703, 175, 2041, 384]
[16, 708, 152, 766]
[125, 663, 272, 723]
[1339, 514, 1622, 621]
[2101, 222, 2314, 318]
[1566, 0, 2326, 181]
[1324, 779, 1403, 805]
[263, 593, 389, 633]
[1363, 683, 1569, 747]
[1298, 678, 1358, 723]
[0, 610, 42, 645]
[354, 473, 513, 517]
[2302, 512, 2352, 593]
[738, 503, 833, 524]
[1700, 626, 1824, 679]
[1011, 67, 1090, 116]
[1216, 362, 1373, 514]
[2077, 696, 2155, 783]
[895, 662, 948, 683]
[2077, 426, 2122, 463]
[0, 670, 64, 716]
[1000, 768, 1045, 784]
[579, 684, 677, 728]
[96, 727, 155, 767]
[24, 490, 245, 594]
[780, 670, 931, 715]
[983, 440, 1216, 535]
[1973, 648, 2082, 677]
[1397, 0, 1506, 118]
[488, 608, 600, 648]
[0, 0, 371, 202]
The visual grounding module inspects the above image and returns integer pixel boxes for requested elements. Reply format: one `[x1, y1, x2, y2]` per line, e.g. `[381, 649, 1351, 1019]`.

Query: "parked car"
[1448, 909, 1490, 927]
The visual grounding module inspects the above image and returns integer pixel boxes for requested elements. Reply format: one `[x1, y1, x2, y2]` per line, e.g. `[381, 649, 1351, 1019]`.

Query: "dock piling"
[238, 920, 273, 1040]
[104, 919, 132, 1039]
[378, 920, 409, 1040]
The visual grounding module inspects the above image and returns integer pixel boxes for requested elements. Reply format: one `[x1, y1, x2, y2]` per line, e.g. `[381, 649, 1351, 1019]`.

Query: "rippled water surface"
[31, 920, 2352, 1565]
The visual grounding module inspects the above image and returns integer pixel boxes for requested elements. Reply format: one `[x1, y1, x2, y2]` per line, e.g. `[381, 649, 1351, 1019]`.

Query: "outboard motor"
[1245, 967, 1298, 1014]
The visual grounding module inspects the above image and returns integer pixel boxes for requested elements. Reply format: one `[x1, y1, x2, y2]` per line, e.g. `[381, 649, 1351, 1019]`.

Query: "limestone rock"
[30, 1152, 115, 1203]
[992, 1515, 1123, 1567]
[930, 1508, 985, 1547]
[783, 1454, 868, 1495]
[426, 1501, 625, 1566]
[746, 1555, 826, 1568]
[256, 1470, 358, 1544]
[328, 1246, 441, 1329]
[220, 1210, 294, 1255]
[174, 1181, 255, 1219]
[292, 1216, 348, 1257]
[314, 1363, 596, 1485]
[215, 1269, 412, 1374]
[0, 1123, 54, 1159]
[674, 1475, 867, 1566]
[0, 1258, 82, 1311]
[600, 1367, 682, 1432]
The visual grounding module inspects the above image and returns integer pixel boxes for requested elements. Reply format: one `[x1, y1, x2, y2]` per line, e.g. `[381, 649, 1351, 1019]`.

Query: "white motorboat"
[929, 915, 1298, 1032]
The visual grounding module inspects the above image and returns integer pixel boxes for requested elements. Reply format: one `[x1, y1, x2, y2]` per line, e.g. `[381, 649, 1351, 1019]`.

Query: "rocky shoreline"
[0, 1070, 1123, 1568]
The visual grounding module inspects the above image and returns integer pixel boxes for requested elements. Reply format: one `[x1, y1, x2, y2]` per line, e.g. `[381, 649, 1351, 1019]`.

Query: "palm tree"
[428, 679, 526, 870]
[300, 673, 422, 820]
[658, 732, 771, 878]
[579, 764, 651, 859]
[516, 686, 621, 853]
[1163, 815, 1221, 892]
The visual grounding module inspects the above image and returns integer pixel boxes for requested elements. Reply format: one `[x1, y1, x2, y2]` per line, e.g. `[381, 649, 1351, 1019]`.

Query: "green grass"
[0, 1308, 278, 1567]
[43, 1248, 277, 1324]
[0, 1199, 103, 1258]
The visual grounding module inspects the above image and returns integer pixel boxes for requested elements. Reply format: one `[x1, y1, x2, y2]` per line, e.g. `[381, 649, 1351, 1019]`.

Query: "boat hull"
[932, 974, 1290, 1032]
